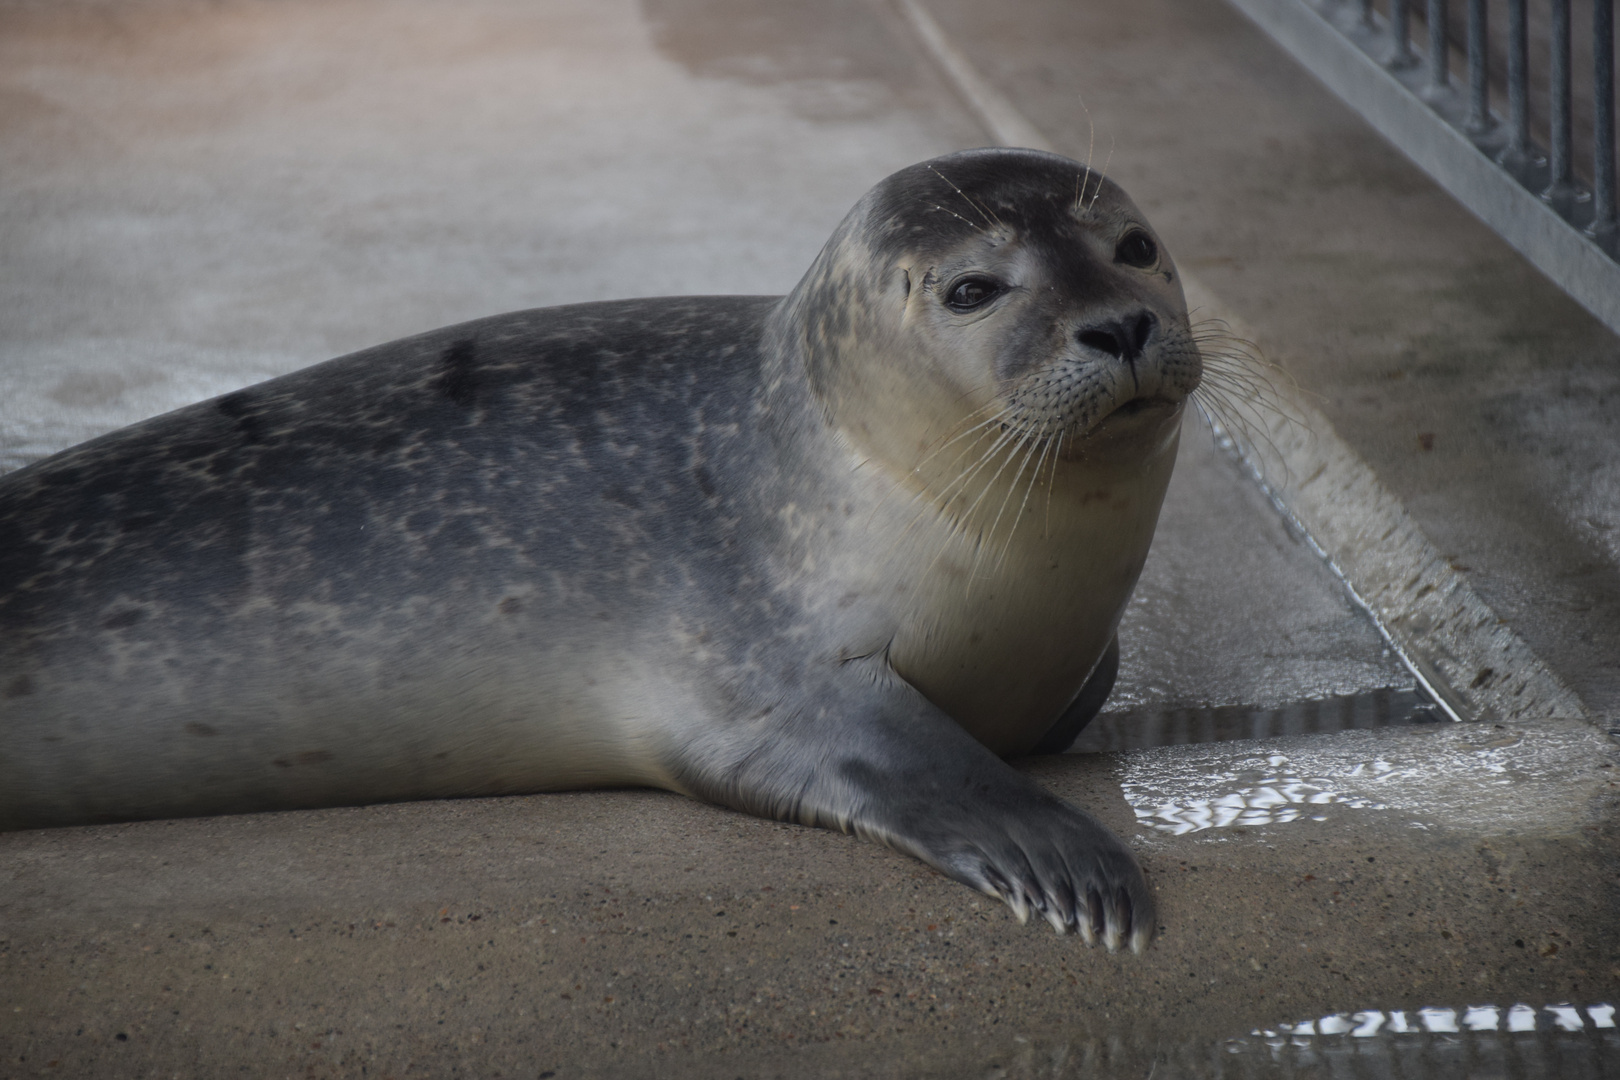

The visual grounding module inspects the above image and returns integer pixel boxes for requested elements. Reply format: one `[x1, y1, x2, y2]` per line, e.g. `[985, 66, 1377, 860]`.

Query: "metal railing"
[1226, 0, 1620, 335]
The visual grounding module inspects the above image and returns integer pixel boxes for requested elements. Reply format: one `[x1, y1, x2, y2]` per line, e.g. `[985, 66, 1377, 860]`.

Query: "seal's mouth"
[1109, 396, 1174, 417]
[1096, 395, 1181, 426]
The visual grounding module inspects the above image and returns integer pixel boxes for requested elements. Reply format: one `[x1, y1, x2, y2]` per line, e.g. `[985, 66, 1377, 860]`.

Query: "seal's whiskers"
[976, 424, 1049, 575]
[1074, 92, 1099, 214]
[989, 426, 1060, 572]
[1084, 126, 1117, 215]
[928, 165, 1003, 230]
[930, 204, 987, 234]
[1186, 318, 1304, 483]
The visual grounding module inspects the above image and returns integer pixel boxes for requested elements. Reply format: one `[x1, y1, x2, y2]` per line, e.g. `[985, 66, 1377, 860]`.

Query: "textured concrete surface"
[3, 720, 1616, 1077]
[1, 0, 1617, 1076]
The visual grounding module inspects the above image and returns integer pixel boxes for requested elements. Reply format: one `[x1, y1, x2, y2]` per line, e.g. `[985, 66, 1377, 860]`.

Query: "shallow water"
[1076, 687, 1441, 754]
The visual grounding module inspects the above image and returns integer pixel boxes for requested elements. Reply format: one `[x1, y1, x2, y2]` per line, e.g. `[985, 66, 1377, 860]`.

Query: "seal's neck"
[774, 232, 985, 487]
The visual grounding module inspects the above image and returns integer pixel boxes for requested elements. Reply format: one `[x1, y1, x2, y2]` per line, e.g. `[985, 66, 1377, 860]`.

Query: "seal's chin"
[1063, 397, 1184, 460]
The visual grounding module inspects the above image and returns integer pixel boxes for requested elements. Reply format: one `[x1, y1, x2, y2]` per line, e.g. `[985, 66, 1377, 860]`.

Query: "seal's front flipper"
[670, 658, 1155, 953]
[1032, 636, 1119, 754]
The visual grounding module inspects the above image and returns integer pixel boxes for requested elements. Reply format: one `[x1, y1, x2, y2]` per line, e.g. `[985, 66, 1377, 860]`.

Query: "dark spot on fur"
[185, 722, 219, 737]
[439, 338, 478, 407]
[371, 431, 405, 456]
[692, 466, 717, 499]
[440, 516, 482, 549]
[5, 674, 35, 698]
[273, 750, 334, 768]
[602, 485, 639, 509]
[499, 597, 523, 615]
[216, 391, 265, 444]
[403, 508, 442, 534]
[101, 608, 146, 630]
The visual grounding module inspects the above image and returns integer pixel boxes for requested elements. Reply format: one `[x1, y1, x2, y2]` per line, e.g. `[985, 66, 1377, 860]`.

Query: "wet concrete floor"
[1, 0, 1617, 1076]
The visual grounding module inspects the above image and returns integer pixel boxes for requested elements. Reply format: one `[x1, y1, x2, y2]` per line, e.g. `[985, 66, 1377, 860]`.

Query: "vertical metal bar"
[1390, 0, 1417, 67]
[1504, 0, 1530, 161]
[1429, 0, 1449, 87]
[1594, 0, 1617, 236]
[1466, 0, 1490, 130]
[1545, 0, 1576, 199]
[1360, 0, 1374, 28]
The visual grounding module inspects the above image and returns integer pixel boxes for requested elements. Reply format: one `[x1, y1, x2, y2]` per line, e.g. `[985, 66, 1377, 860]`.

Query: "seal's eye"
[945, 277, 1002, 312]
[1115, 230, 1158, 268]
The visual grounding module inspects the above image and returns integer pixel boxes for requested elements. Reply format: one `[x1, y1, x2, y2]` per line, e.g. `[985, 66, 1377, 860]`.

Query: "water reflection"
[967, 1001, 1618, 1078]
[1074, 687, 1441, 753]
[1113, 717, 1598, 837]
[1255, 1002, 1617, 1039]
[1216, 1001, 1620, 1080]
[1123, 750, 1393, 835]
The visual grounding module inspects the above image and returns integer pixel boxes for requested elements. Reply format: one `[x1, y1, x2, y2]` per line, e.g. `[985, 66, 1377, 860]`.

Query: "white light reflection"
[1507, 1004, 1538, 1032]
[1118, 723, 1602, 836]
[1233, 1001, 1620, 1075]
[1549, 1004, 1586, 1032]
[1419, 1007, 1460, 1033]
[1265, 1001, 1614, 1037]
[1124, 751, 1394, 835]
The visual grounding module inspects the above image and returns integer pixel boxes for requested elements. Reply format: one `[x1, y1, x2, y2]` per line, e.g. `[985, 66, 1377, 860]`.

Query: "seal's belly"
[0, 604, 677, 830]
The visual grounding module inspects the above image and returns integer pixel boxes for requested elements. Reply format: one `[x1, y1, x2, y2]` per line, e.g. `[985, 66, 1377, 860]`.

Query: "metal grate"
[1226, 0, 1619, 334]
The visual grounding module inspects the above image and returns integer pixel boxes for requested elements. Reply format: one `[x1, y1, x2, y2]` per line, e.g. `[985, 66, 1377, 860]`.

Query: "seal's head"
[778, 149, 1204, 753]
[788, 147, 1201, 480]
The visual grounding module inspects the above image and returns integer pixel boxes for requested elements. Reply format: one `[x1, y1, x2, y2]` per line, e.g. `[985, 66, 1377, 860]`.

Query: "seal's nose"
[1076, 311, 1157, 365]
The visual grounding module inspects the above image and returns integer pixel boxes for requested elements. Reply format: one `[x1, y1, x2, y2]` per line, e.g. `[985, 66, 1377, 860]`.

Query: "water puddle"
[1253, 1001, 1616, 1038]
[1122, 749, 1393, 835]
[967, 1002, 1618, 1079]
[1219, 1001, 1620, 1079]
[1074, 687, 1440, 753]
[1111, 718, 1599, 836]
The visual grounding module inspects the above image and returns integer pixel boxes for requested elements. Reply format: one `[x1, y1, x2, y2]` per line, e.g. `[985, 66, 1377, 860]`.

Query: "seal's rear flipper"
[1031, 636, 1119, 755]
[669, 657, 1155, 953]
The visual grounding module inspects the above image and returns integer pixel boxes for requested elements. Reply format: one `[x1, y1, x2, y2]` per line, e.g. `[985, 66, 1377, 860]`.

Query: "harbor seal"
[0, 148, 1197, 953]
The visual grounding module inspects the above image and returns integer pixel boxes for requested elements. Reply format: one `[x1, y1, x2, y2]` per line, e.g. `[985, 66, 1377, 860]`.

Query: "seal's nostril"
[1077, 311, 1157, 364]
[1077, 328, 1124, 359]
